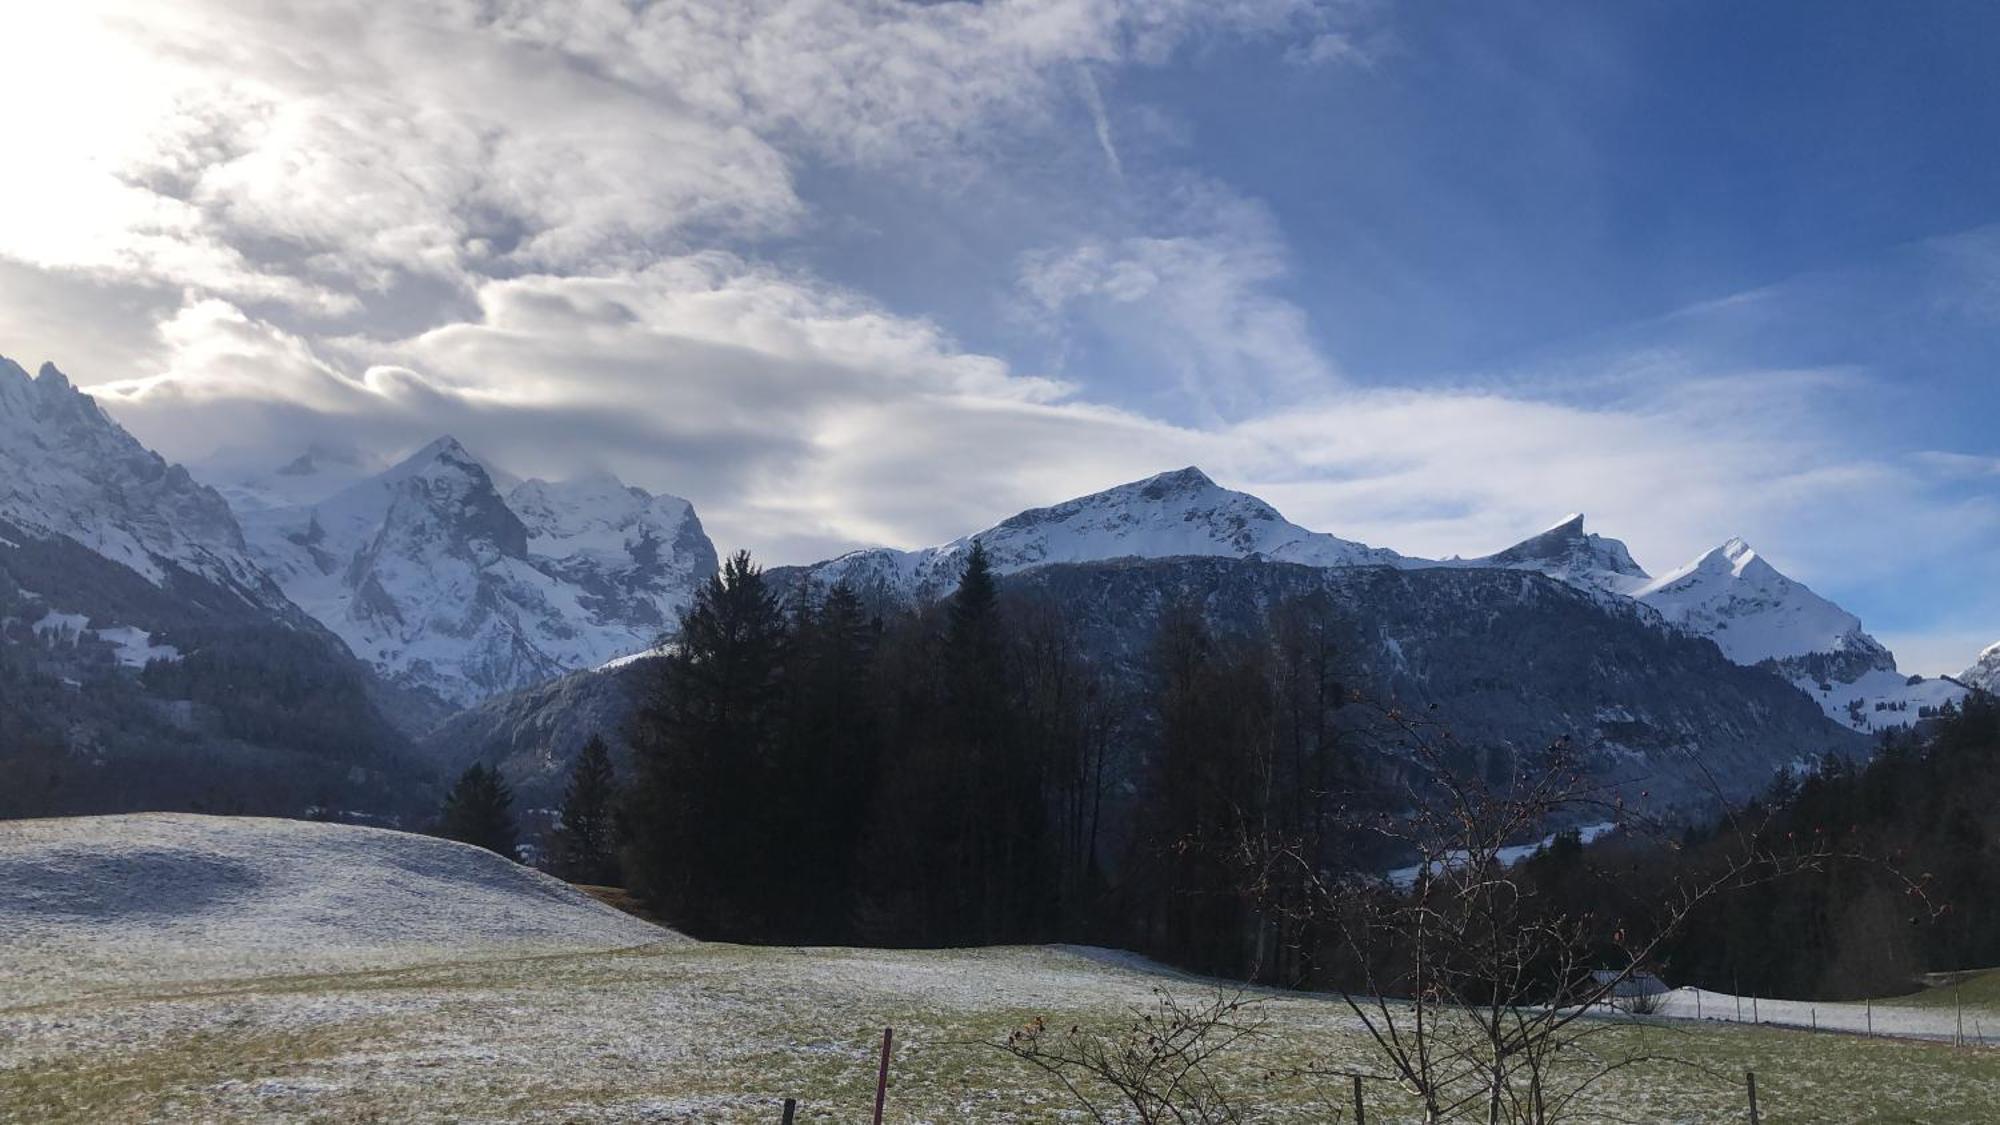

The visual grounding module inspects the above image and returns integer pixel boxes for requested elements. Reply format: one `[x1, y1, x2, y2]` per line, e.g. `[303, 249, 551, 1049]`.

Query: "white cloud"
[1021, 183, 1337, 420]
[0, 0, 1338, 311]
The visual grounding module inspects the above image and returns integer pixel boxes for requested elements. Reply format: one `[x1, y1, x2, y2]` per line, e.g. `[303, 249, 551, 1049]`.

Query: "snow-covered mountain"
[1451, 513, 1652, 599]
[794, 466, 1404, 601]
[0, 357, 278, 607]
[1965, 643, 2000, 694]
[1630, 537, 1964, 732]
[205, 443, 380, 515]
[1634, 538, 1887, 668]
[233, 438, 716, 707]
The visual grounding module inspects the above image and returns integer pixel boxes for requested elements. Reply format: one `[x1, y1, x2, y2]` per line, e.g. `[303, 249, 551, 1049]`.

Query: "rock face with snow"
[0, 356, 427, 818]
[0, 358, 278, 608]
[1635, 538, 1889, 670]
[1452, 514, 1652, 598]
[1965, 643, 2000, 694]
[791, 466, 1404, 602]
[237, 438, 717, 708]
[1630, 537, 1965, 733]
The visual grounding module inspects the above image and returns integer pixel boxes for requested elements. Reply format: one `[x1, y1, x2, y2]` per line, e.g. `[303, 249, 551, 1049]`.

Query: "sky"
[0, 0, 1995, 673]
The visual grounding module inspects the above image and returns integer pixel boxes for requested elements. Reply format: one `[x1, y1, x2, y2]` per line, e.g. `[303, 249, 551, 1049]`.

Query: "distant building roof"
[1591, 969, 1670, 997]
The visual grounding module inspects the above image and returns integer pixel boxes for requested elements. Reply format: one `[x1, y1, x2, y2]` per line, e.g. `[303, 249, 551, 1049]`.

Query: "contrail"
[1076, 65, 1123, 180]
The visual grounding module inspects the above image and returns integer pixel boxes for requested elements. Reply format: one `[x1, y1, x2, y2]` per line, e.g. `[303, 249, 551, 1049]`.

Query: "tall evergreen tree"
[553, 734, 621, 885]
[626, 550, 787, 936]
[440, 763, 518, 860]
[775, 582, 882, 938]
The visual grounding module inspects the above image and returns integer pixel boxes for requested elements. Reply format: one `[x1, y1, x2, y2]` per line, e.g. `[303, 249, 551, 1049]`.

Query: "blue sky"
[0, 0, 1994, 670]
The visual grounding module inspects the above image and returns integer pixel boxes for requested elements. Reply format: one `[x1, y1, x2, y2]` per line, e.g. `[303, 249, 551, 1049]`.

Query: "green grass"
[7, 942, 2000, 1122]
[1893, 968, 2000, 1011]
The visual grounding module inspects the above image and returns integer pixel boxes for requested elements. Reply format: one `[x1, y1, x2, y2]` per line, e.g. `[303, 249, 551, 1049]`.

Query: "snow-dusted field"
[1653, 986, 2000, 1044]
[0, 813, 673, 1005]
[6, 815, 2000, 1123]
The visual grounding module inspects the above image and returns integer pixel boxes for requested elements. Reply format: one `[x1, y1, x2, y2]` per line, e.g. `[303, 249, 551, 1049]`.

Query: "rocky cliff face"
[235, 439, 716, 708]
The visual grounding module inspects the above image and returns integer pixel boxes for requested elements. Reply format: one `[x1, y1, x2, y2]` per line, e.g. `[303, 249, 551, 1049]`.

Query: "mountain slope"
[0, 358, 277, 607]
[1013, 557, 1863, 807]
[0, 357, 427, 819]
[792, 466, 1403, 602]
[434, 555, 1864, 817]
[1632, 537, 1964, 733]
[236, 439, 716, 707]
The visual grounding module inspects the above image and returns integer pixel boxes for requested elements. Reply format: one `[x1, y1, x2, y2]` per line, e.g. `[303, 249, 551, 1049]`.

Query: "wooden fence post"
[781, 1097, 797, 1124]
[1352, 1074, 1365, 1125]
[1746, 1070, 1760, 1125]
[872, 1026, 893, 1125]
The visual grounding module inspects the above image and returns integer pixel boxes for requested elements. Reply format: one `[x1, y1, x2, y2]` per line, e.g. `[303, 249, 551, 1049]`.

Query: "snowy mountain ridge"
[1447, 513, 1653, 600]
[797, 466, 1406, 601]
[0, 357, 278, 606]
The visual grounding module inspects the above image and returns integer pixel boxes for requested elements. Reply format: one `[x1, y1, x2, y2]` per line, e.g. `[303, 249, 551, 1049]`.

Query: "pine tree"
[554, 734, 620, 886]
[626, 550, 787, 936]
[440, 764, 518, 860]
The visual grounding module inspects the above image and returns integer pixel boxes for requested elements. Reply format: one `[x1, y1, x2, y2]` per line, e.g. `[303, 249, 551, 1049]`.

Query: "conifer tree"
[440, 763, 518, 860]
[626, 550, 787, 936]
[554, 734, 620, 885]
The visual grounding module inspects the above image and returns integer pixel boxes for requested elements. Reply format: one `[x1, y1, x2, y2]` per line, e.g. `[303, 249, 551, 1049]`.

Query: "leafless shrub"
[997, 989, 1267, 1124]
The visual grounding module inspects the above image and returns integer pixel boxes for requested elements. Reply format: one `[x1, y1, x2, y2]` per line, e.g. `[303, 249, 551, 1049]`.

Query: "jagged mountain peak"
[1460, 512, 1650, 597]
[230, 437, 716, 706]
[0, 352, 271, 600]
[1636, 537, 1890, 671]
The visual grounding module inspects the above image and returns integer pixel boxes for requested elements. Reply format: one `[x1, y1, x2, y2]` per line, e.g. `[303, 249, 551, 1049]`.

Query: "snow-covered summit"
[1965, 642, 2000, 694]
[0, 355, 275, 604]
[506, 471, 717, 632]
[1633, 538, 1891, 669]
[233, 438, 716, 707]
[800, 466, 1404, 600]
[1457, 513, 1652, 597]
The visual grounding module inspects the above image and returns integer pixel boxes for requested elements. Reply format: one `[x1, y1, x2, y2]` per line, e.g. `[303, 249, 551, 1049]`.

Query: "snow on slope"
[1965, 642, 2000, 694]
[0, 357, 276, 602]
[1448, 513, 1652, 599]
[1629, 537, 1965, 732]
[1634, 538, 1885, 668]
[508, 472, 717, 633]
[0, 813, 675, 1002]
[802, 466, 1404, 600]
[236, 439, 716, 707]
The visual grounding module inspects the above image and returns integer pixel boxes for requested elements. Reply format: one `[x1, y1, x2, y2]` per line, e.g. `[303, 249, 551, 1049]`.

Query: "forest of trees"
[606, 542, 1373, 981]
[1501, 692, 2000, 1001]
[495, 541, 2000, 1004]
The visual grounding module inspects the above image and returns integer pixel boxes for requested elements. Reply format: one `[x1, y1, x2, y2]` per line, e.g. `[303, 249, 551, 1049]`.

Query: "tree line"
[434, 541, 2000, 1004]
